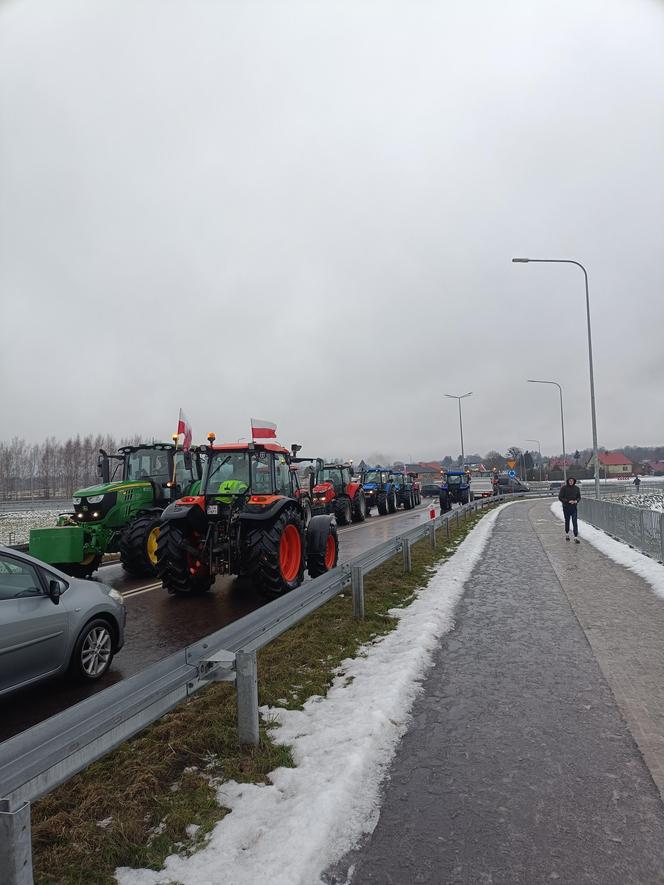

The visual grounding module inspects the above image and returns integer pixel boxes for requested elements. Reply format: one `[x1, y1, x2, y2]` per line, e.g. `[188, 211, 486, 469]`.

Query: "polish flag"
[251, 418, 277, 440]
[177, 409, 193, 450]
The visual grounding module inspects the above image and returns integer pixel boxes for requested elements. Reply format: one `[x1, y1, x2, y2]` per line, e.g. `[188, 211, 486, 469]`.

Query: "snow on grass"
[116, 503, 512, 885]
[0, 508, 64, 545]
[550, 501, 664, 599]
[606, 492, 664, 513]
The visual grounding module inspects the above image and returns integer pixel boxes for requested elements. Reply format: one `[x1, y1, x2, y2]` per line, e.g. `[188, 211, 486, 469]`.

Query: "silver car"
[0, 546, 126, 696]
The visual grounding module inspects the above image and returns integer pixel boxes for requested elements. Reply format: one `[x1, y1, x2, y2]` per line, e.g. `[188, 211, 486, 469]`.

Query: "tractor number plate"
[207, 505, 219, 515]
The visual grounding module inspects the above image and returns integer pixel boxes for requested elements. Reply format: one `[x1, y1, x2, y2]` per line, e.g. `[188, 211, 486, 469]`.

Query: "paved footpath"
[327, 499, 664, 885]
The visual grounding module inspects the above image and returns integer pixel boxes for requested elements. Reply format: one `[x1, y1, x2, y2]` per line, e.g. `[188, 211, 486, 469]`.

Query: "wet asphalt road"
[0, 501, 435, 743]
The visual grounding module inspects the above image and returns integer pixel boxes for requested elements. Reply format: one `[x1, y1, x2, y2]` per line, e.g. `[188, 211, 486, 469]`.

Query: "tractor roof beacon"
[156, 439, 339, 597]
[29, 443, 203, 578]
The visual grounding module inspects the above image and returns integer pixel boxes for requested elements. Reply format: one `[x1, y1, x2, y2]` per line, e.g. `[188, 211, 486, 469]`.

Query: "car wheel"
[70, 618, 115, 681]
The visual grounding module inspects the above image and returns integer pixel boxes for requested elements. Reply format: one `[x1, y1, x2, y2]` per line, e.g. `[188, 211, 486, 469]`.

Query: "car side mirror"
[48, 578, 66, 605]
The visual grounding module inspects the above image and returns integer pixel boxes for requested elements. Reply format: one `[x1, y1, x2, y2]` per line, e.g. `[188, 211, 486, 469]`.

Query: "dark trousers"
[563, 503, 578, 536]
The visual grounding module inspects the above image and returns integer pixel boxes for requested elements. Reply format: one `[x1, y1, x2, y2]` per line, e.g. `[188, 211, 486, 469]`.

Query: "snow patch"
[550, 501, 664, 599]
[116, 503, 511, 885]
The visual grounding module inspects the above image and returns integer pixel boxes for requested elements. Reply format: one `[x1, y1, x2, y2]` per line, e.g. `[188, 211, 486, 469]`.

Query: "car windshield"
[124, 448, 171, 484]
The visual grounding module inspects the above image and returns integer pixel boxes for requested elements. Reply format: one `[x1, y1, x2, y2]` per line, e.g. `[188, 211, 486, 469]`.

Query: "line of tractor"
[26, 439, 427, 599]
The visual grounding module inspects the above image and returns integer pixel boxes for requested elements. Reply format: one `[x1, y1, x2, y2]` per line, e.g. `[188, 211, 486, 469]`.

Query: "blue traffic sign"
[507, 469, 516, 478]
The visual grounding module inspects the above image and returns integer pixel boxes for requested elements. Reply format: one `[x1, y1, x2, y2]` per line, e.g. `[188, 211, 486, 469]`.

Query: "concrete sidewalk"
[327, 499, 664, 884]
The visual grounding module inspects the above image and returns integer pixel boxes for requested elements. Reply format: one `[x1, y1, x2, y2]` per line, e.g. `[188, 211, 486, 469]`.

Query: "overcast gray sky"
[1, 0, 663, 462]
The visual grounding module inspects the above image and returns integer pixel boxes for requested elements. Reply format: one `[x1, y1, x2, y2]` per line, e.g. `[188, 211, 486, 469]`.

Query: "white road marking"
[121, 581, 163, 598]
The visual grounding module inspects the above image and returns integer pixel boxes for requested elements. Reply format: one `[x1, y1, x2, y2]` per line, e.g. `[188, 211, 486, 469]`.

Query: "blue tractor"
[361, 467, 398, 516]
[439, 469, 471, 512]
[390, 471, 417, 510]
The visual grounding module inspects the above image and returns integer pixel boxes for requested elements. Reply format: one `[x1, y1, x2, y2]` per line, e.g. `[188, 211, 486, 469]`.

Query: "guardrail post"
[429, 522, 436, 550]
[455, 511, 460, 529]
[0, 800, 33, 885]
[445, 515, 450, 538]
[402, 539, 412, 573]
[660, 513, 664, 564]
[351, 565, 364, 619]
[236, 651, 259, 747]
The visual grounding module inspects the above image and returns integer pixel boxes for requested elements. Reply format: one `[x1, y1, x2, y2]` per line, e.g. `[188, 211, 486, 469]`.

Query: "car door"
[0, 553, 70, 694]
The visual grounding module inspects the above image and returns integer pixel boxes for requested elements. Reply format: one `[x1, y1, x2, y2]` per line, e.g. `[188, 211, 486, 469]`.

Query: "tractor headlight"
[86, 495, 104, 504]
[72, 497, 81, 505]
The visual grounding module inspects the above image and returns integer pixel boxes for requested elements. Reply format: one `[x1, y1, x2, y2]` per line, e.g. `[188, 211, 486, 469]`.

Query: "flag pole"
[171, 432, 179, 488]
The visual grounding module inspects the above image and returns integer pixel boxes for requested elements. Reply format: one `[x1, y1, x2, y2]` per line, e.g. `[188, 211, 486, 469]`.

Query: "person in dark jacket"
[558, 477, 581, 542]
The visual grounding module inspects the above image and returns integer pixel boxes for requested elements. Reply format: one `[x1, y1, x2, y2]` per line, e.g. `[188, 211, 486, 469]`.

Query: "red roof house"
[586, 451, 633, 476]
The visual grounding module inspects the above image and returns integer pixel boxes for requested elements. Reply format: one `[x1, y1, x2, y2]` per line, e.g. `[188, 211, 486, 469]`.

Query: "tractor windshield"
[125, 449, 171, 485]
[320, 468, 344, 490]
[446, 474, 463, 486]
[363, 470, 381, 484]
[203, 451, 274, 495]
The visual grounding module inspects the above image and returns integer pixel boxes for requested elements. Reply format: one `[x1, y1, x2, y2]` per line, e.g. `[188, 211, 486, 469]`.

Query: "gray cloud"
[2, 0, 663, 461]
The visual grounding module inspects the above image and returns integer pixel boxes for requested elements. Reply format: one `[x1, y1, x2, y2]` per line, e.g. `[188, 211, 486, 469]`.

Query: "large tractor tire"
[377, 491, 388, 516]
[334, 496, 353, 526]
[245, 508, 305, 596]
[414, 489, 421, 506]
[403, 491, 413, 511]
[351, 491, 367, 523]
[388, 490, 397, 514]
[307, 519, 339, 578]
[156, 522, 213, 595]
[119, 513, 162, 578]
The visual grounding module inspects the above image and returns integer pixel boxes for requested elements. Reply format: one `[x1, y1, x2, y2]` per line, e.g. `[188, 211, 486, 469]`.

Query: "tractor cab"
[314, 464, 352, 497]
[198, 443, 297, 513]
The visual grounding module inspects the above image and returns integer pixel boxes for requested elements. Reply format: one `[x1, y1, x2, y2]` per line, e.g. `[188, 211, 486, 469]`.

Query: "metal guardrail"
[0, 494, 524, 884]
[578, 496, 664, 562]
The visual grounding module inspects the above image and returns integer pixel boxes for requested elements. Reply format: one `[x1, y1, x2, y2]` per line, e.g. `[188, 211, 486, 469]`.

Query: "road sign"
[508, 469, 516, 478]
[506, 459, 516, 470]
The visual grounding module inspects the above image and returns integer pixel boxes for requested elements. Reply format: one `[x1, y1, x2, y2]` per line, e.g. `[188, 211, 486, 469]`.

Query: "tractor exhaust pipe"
[98, 449, 110, 484]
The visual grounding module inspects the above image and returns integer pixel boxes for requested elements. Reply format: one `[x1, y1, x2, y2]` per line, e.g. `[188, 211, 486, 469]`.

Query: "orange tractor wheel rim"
[324, 533, 336, 569]
[279, 524, 302, 582]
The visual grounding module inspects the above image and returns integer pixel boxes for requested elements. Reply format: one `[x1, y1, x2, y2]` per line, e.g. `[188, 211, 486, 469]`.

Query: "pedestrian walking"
[558, 477, 581, 543]
[633, 474, 641, 490]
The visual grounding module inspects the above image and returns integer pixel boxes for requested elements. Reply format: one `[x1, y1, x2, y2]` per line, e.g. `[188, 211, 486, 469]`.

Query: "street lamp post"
[526, 438, 542, 483]
[527, 380, 567, 484]
[444, 392, 472, 468]
[513, 258, 599, 498]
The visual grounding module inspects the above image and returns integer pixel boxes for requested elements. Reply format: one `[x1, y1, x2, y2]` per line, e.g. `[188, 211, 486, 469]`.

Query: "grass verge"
[32, 506, 492, 884]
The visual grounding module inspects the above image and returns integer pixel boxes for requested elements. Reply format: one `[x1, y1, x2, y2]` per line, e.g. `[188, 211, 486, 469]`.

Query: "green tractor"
[29, 443, 202, 578]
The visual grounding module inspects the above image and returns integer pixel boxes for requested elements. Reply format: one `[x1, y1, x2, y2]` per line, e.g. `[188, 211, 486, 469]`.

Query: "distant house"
[410, 461, 444, 485]
[586, 451, 633, 477]
[649, 461, 664, 476]
[547, 457, 573, 470]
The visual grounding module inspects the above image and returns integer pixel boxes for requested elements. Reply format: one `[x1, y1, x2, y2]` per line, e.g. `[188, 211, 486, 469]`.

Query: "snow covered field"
[116, 503, 511, 885]
[604, 492, 664, 513]
[0, 507, 64, 545]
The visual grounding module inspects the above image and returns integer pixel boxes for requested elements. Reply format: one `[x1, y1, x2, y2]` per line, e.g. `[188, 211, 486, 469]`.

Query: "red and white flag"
[176, 409, 193, 450]
[251, 418, 277, 440]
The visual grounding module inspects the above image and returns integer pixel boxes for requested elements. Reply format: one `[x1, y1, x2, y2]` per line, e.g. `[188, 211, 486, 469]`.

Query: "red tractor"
[311, 462, 367, 526]
[156, 440, 338, 596]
